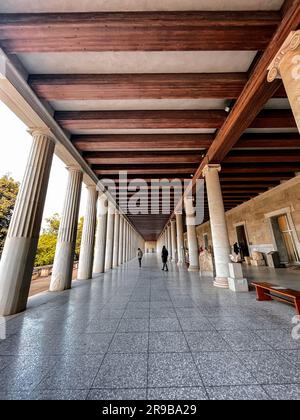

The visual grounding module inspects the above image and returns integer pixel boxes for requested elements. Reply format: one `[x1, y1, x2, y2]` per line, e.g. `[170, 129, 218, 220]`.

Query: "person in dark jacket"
[161, 246, 169, 271]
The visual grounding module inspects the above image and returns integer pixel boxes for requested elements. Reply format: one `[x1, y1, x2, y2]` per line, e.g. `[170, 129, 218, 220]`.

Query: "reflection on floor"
[0, 255, 299, 400]
[244, 265, 300, 292]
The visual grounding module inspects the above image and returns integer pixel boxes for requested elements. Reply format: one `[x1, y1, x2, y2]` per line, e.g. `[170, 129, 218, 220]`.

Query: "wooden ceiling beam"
[72, 134, 213, 151]
[55, 110, 226, 130]
[29, 73, 248, 101]
[0, 12, 280, 53]
[56, 109, 295, 131]
[86, 152, 203, 165]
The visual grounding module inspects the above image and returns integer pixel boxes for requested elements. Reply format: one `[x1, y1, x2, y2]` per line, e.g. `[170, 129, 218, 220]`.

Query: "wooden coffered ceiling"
[0, 0, 299, 241]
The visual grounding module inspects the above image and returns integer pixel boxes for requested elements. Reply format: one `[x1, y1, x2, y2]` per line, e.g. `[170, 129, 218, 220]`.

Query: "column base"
[177, 261, 184, 266]
[188, 265, 199, 272]
[200, 271, 214, 277]
[172, 258, 177, 263]
[228, 277, 249, 293]
[213, 277, 229, 288]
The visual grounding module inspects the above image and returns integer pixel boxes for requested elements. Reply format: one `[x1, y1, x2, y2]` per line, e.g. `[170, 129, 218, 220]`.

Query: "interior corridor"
[0, 254, 299, 401]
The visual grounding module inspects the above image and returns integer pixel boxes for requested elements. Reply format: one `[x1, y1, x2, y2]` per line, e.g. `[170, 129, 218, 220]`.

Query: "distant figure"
[137, 248, 143, 268]
[233, 242, 240, 256]
[161, 246, 169, 271]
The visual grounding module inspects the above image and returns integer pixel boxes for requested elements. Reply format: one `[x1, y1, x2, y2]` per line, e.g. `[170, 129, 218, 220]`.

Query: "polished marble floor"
[0, 255, 299, 400]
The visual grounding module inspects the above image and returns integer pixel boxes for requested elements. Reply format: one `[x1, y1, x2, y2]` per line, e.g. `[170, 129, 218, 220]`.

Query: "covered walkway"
[0, 255, 299, 400]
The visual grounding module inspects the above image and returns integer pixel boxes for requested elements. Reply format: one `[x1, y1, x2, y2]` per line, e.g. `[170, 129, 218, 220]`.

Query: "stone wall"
[145, 241, 157, 253]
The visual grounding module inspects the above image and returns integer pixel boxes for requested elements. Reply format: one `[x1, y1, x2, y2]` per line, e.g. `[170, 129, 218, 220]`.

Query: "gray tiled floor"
[0, 254, 299, 400]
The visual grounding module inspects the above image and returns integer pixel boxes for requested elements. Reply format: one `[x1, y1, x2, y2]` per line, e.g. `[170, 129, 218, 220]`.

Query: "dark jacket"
[161, 248, 168, 263]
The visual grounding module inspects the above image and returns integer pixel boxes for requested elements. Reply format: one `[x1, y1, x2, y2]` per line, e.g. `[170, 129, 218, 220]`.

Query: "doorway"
[236, 224, 250, 259]
[271, 214, 300, 264]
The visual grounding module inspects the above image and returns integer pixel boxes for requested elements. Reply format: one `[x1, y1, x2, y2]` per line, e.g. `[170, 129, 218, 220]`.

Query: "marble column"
[203, 164, 230, 288]
[268, 30, 300, 133]
[171, 219, 177, 262]
[122, 220, 127, 264]
[93, 193, 107, 274]
[0, 128, 55, 315]
[167, 224, 172, 260]
[50, 167, 82, 291]
[112, 210, 120, 268]
[118, 216, 124, 265]
[184, 197, 199, 272]
[77, 185, 97, 280]
[104, 202, 115, 271]
[176, 212, 184, 265]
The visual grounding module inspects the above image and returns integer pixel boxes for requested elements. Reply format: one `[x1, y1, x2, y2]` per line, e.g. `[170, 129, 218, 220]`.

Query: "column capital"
[268, 30, 300, 82]
[202, 164, 221, 177]
[28, 127, 56, 143]
[66, 165, 82, 173]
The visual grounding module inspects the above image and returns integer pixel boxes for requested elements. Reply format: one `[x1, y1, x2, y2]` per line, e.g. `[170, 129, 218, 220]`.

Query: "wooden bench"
[251, 282, 300, 315]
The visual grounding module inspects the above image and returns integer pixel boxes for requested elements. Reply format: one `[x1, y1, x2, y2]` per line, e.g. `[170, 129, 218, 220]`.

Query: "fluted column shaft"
[118, 216, 124, 265]
[176, 213, 184, 265]
[171, 219, 177, 262]
[93, 193, 107, 274]
[203, 165, 230, 288]
[184, 197, 199, 272]
[0, 129, 55, 315]
[104, 202, 115, 271]
[122, 220, 127, 264]
[167, 224, 172, 261]
[112, 211, 120, 268]
[50, 167, 82, 291]
[77, 186, 97, 280]
[268, 31, 300, 133]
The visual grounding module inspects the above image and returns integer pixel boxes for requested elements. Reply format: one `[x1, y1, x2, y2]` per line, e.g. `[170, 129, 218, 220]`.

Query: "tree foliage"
[75, 216, 84, 260]
[35, 213, 60, 267]
[0, 174, 19, 256]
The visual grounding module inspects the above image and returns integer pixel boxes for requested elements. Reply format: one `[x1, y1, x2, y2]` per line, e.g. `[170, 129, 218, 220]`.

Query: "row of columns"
[0, 129, 143, 316]
[157, 164, 231, 286]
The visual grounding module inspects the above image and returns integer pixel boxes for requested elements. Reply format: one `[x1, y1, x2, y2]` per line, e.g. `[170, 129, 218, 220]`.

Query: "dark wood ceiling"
[1, 0, 299, 241]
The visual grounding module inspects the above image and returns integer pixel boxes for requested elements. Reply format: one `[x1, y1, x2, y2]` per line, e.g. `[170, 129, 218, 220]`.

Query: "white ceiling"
[50, 99, 227, 111]
[19, 51, 257, 74]
[0, 0, 284, 13]
[264, 98, 291, 109]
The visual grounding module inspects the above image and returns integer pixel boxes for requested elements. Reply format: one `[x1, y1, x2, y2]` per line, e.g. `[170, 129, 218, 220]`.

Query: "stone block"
[252, 251, 264, 261]
[228, 262, 243, 279]
[244, 257, 252, 265]
[251, 259, 266, 267]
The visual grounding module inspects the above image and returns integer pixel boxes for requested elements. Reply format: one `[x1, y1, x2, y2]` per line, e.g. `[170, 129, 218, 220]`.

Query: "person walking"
[161, 246, 169, 271]
[137, 248, 143, 268]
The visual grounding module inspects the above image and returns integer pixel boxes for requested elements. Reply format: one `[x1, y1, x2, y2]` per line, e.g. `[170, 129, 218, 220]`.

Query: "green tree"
[0, 174, 19, 256]
[35, 213, 61, 267]
[75, 216, 84, 260]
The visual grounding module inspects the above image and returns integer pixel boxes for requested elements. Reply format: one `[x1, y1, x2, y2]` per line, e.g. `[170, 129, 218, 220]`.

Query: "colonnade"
[157, 164, 232, 287]
[0, 131, 143, 316]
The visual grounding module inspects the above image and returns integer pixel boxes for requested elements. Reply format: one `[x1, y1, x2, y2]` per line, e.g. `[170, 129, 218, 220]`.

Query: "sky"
[0, 100, 87, 229]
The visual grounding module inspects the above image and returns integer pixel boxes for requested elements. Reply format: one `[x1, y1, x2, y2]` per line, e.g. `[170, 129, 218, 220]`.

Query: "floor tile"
[147, 387, 207, 400]
[36, 354, 104, 390]
[193, 352, 258, 386]
[207, 385, 270, 400]
[117, 319, 149, 333]
[93, 353, 148, 389]
[108, 333, 148, 353]
[185, 331, 231, 352]
[88, 388, 147, 400]
[263, 384, 300, 400]
[149, 332, 189, 353]
[149, 318, 181, 332]
[148, 353, 202, 388]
